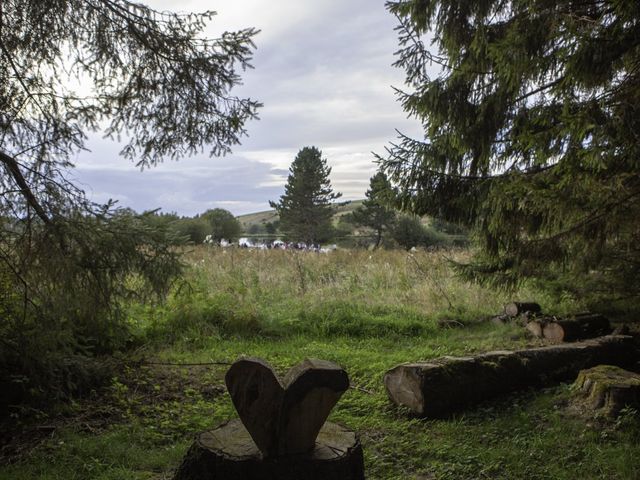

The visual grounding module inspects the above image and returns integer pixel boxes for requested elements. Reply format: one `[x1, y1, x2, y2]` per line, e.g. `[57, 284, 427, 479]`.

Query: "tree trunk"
[173, 419, 365, 480]
[542, 314, 610, 343]
[504, 302, 542, 317]
[383, 335, 638, 417]
[374, 229, 382, 249]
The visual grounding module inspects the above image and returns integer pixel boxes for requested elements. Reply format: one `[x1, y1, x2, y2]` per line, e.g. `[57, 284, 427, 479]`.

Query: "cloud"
[71, 0, 425, 216]
[73, 153, 285, 216]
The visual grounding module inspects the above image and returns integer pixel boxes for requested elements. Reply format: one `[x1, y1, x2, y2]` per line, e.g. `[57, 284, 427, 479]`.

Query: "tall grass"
[134, 246, 581, 344]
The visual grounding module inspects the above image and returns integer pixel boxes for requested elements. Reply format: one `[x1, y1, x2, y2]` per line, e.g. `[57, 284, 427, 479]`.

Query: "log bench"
[384, 335, 639, 417]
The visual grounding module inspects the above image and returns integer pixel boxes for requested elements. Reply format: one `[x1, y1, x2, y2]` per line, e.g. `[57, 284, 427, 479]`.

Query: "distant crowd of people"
[204, 235, 337, 253]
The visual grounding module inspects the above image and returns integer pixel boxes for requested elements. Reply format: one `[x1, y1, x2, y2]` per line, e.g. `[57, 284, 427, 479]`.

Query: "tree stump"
[572, 365, 640, 418]
[173, 419, 365, 480]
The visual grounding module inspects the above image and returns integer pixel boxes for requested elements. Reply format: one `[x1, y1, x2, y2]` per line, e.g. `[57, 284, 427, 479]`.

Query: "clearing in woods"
[1, 247, 638, 480]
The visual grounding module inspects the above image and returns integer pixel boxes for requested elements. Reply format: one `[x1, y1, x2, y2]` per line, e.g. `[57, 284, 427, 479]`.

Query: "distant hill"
[236, 200, 469, 247]
[236, 200, 365, 229]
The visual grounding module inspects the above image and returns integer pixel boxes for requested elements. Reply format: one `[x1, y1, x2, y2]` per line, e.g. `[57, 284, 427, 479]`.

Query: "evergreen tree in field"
[270, 147, 341, 244]
[352, 172, 397, 248]
[380, 1, 640, 305]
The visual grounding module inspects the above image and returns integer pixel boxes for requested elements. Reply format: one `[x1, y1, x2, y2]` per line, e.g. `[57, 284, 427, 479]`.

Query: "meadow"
[1, 247, 638, 480]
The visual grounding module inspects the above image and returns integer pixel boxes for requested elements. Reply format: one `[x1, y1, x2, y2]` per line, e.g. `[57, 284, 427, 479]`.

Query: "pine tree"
[270, 147, 341, 244]
[380, 0, 640, 305]
[0, 0, 259, 407]
[352, 172, 397, 248]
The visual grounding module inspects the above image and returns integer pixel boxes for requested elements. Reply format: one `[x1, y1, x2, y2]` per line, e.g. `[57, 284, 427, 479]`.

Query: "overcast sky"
[71, 0, 424, 216]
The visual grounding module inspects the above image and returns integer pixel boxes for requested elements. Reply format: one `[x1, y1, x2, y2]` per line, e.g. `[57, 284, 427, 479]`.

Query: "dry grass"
[178, 246, 568, 326]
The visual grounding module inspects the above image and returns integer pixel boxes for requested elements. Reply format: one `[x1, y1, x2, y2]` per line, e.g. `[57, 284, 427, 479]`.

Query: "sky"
[71, 0, 424, 217]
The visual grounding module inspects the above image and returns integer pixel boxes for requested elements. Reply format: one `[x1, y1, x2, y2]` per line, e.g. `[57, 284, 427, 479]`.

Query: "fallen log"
[383, 335, 638, 417]
[542, 314, 611, 343]
[505, 302, 542, 317]
[173, 419, 365, 480]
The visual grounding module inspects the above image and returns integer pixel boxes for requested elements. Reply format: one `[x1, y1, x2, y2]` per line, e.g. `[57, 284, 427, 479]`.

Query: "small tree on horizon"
[351, 172, 397, 248]
[269, 147, 341, 244]
[201, 208, 242, 242]
[392, 215, 427, 250]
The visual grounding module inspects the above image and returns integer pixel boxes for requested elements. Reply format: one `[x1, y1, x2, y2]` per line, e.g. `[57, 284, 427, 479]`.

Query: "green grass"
[2, 247, 636, 479]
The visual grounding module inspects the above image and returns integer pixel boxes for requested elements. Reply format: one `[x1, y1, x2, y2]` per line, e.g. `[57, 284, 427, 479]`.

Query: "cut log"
[525, 319, 548, 338]
[504, 302, 541, 317]
[173, 419, 365, 480]
[572, 365, 640, 418]
[542, 314, 611, 343]
[384, 335, 639, 417]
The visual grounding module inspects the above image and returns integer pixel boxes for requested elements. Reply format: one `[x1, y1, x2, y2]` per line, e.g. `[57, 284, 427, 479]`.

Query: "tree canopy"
[270, 147, 341, 244]
[351, 172, 397, 248]
[202, 208, 242, 242]
[1, 0, 259, 238]
[0, 0, 259, 408]
[380, 0, 640, 304]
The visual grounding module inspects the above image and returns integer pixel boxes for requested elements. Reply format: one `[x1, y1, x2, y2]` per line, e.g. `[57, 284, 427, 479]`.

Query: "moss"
[573, 365, 640, 417]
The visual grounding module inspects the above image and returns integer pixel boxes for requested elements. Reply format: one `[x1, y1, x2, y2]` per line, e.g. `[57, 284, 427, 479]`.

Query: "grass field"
[1, 247, 638, 480]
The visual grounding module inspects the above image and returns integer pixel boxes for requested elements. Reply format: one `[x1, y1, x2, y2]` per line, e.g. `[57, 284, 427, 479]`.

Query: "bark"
[0, 150, 51, 225]
[542, 314, 610, 343]
[384, 335, 639, 417]
[173, 419, 365, 480]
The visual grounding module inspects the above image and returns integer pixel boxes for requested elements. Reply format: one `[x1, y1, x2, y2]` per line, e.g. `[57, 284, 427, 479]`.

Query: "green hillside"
[236, 200, 365, 228]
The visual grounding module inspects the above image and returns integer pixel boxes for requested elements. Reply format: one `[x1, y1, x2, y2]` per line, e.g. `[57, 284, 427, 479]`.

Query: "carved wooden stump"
[173, 419, 365, 480]
[572, 365, 640, 418]
[174, 358, 364, 479]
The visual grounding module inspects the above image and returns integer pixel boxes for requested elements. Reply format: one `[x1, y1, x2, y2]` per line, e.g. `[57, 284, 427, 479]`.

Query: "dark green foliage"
[393, 215, 425, 249]
[430, 217, 468, 236]
[0, 0, 259, 169]
[247, 223, 263, 235]
[0, 209, 183, 413]
[381, 0, 640, 303]
[174, 217, 211, 244]
[140, 211, 180, 230]
[392, 215, 451, 250]
[0, 0, 259, 411]
[269, 147, 342, 244]
[351, 172, 397, 248]
[264, 221, 279, 235]
[201, 208, 242, 242]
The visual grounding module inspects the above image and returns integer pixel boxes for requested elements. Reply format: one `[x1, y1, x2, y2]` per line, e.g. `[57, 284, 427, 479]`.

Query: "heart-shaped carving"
[225, 357, 349, 457]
